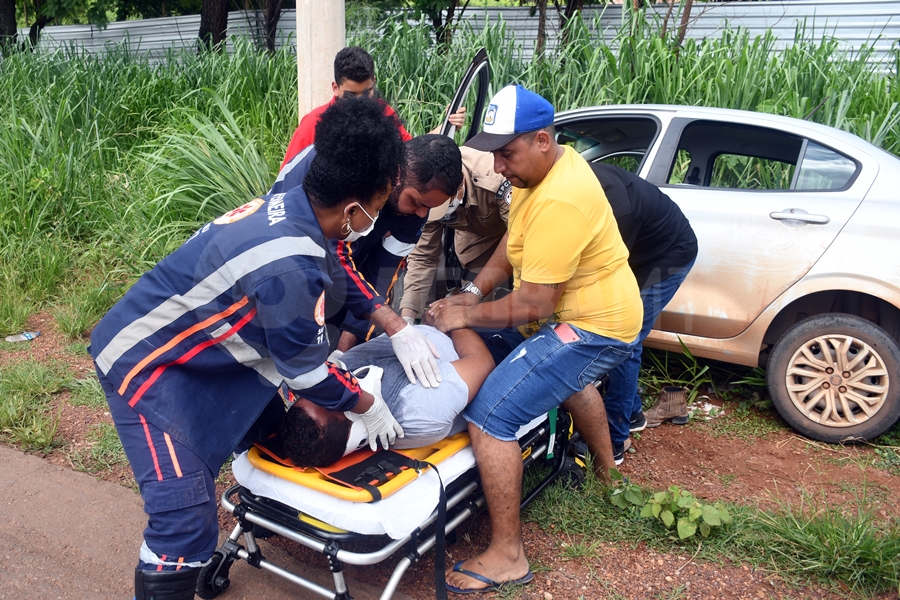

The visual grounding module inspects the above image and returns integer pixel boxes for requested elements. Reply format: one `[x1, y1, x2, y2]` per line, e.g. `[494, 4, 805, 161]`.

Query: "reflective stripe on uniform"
[282, 362, 329, 391]
[382, 235, 416, 257]
[95, 236, 325, 375]
[214, 326, 283, 386]
[271, 145, 314, 189]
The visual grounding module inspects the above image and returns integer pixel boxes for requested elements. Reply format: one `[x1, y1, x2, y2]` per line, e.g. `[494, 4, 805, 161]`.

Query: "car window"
[669, 120, 805, 190]
[668, 149, 693, 184]
[596, 152, 643, 173]
[794, 141, 858, 190]
[556, 117, 659, 174]
[710, 154, 795, 189]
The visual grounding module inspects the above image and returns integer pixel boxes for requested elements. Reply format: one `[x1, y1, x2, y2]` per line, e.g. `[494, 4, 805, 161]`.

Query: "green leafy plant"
[608, 470, 732, 540]
[640, 485, 733, 540]
[608, 467, 645, 510]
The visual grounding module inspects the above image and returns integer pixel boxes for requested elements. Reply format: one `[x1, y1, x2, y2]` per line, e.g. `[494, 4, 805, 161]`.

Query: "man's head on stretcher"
[281, 327, 493, 467]
[281, 326, 495, 467]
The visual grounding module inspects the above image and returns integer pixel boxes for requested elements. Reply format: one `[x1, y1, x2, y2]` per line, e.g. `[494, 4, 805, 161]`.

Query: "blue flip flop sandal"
[446, 560, 534, 594]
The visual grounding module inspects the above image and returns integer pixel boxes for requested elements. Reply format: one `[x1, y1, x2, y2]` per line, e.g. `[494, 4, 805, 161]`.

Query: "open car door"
[390, 48, 491, 312]
[439, 47, 491, 142]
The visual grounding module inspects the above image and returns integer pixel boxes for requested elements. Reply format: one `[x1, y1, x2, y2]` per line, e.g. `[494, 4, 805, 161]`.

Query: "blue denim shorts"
[464, 322, 634, 441]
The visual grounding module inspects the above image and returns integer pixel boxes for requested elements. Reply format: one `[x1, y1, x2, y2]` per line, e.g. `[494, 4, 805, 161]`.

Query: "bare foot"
[445, 548, 531, 592]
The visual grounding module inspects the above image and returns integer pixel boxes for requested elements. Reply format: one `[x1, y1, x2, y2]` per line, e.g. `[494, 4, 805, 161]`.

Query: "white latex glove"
[389, 324, 442, 388]
[327, 349, 346, 370]
[351, 366, 404, 451]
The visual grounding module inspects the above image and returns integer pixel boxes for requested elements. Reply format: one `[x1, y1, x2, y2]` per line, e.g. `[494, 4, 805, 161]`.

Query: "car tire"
[767, 313, 900, 443]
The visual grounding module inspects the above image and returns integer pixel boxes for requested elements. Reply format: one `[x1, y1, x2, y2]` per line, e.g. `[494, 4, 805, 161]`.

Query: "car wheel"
[767, 313, 900, 443]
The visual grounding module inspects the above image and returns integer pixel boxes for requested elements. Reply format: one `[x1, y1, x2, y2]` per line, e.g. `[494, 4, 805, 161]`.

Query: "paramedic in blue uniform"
[89, 97, 408, 600]
[273, 134, 464, 384]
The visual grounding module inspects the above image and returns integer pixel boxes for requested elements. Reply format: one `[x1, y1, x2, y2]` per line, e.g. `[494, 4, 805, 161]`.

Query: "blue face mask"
[343, 203, 378, 243]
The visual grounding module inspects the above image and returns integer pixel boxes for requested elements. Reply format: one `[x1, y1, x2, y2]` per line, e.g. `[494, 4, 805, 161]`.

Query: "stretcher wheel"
[560, 455, 586, 490]
[196, 551, 232, 599]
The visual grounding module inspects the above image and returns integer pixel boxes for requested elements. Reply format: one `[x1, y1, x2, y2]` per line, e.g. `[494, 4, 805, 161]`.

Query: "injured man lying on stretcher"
[280, 325, 496, 467]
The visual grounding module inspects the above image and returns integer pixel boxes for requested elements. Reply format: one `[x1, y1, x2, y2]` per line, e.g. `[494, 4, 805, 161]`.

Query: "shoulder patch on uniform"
[496, 180, 513, 205]
[213, 198, 265, 225]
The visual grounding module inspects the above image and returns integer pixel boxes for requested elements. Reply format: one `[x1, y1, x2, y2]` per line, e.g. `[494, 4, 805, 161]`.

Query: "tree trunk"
[555, 0, 584, 33]
[676, 0, 693, 47]
[264, 0, 283, 53]
[198, 0, 229, 52]
[0, 0, 17, 55]
[535, 0, 547, 58]
[27, 15, 50, 50]
[439, 1, 455, 46]
[660, 0, 675, 39]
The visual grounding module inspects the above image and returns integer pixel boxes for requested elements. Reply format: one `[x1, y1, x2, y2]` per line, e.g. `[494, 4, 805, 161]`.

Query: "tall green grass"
[1, 13, 899, 337]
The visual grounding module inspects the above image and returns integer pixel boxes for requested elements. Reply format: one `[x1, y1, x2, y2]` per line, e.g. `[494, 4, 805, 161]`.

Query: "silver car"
[554, 104, 900, 443]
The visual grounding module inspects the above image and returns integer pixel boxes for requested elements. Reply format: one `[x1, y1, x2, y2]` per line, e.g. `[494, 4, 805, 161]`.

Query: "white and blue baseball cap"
[465, 84, 555, 152]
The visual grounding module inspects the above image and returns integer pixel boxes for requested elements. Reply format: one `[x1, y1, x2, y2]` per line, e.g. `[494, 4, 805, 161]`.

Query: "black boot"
[135, 566, 199, 600]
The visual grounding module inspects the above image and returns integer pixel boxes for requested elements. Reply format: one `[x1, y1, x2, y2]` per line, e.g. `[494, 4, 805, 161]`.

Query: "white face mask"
[343, 203, 378, 243]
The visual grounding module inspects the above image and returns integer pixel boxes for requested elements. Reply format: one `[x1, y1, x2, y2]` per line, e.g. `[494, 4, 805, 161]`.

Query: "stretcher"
[196, 409, 584, 600]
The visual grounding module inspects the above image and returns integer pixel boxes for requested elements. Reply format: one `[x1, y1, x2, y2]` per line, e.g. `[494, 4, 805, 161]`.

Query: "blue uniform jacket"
[89, 185, 378, 471]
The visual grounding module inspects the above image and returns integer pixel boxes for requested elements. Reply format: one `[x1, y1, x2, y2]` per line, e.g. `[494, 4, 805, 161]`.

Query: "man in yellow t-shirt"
[428, 84, 641, 594]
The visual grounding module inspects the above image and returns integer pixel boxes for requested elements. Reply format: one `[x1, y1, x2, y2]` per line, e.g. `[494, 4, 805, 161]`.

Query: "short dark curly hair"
[334, 46, 375, 85]
[405, 135, 463, 197]
[280, 403, 351, 468]
[303, 96, 406, 209]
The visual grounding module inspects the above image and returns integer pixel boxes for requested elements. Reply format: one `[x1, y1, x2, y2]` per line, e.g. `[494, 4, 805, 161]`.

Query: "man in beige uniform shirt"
[399, 146, 512, 322]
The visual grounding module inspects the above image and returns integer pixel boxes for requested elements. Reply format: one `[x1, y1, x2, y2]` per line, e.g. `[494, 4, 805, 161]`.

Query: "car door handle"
[769, 210, 830, 225]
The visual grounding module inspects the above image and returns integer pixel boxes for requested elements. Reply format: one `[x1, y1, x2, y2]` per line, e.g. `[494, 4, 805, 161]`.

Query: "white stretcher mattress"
[232, 446, 475, 539]
[231, 416, 546, 540]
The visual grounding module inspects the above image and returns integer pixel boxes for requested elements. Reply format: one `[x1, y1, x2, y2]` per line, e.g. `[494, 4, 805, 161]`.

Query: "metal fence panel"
[18, 1, 900, 68]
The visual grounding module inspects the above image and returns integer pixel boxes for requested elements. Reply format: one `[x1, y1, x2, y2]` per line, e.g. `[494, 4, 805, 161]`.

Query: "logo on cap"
[484, 104, 498, 126]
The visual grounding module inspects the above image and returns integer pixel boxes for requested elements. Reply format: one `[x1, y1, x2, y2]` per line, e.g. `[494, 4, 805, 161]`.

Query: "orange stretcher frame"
[246, 431, 472, 502]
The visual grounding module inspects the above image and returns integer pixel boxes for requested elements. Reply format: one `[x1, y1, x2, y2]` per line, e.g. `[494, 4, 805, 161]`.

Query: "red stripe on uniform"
[128, 308, 259, 408]
[118, 296, 250, 395]
[336, 240, 377, 300]
[140, 414, 164, 481]
[328, 363, 361, 394]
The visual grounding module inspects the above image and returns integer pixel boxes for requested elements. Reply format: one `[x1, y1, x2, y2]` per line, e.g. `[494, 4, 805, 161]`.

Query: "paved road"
[0, 446, 413, 599]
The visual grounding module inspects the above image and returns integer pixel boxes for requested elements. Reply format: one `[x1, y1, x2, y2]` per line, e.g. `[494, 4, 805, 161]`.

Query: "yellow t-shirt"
[507, 146, 642, 342]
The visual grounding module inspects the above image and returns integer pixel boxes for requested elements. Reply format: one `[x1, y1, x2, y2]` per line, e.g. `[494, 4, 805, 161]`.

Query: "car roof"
[555, 104, 900, 163]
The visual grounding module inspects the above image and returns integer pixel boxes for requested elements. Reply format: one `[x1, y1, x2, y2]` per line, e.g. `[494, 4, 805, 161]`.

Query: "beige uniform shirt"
[399, 147, 511, 316]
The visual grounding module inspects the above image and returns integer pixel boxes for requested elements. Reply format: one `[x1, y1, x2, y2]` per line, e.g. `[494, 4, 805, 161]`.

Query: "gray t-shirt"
[341, 325, 469, 448]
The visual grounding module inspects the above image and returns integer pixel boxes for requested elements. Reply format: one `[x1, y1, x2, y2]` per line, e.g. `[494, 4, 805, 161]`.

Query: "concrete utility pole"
[295, 0, 345, 122]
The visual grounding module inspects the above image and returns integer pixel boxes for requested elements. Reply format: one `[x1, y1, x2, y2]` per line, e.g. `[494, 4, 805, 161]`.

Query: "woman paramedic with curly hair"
[88, 97, 406, 600]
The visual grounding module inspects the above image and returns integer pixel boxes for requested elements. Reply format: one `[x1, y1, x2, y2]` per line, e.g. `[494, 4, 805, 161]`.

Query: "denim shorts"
[464, 322, 634, 441]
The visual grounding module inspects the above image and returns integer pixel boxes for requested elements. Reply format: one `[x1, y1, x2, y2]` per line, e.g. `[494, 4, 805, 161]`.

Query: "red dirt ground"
[3, 312, 898, 599]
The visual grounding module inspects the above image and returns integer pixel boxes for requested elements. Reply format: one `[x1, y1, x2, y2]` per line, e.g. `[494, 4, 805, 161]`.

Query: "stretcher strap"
[415, 460, 448, 600]
[546, 407, 558, 459]
[316, 450, 419, 502]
